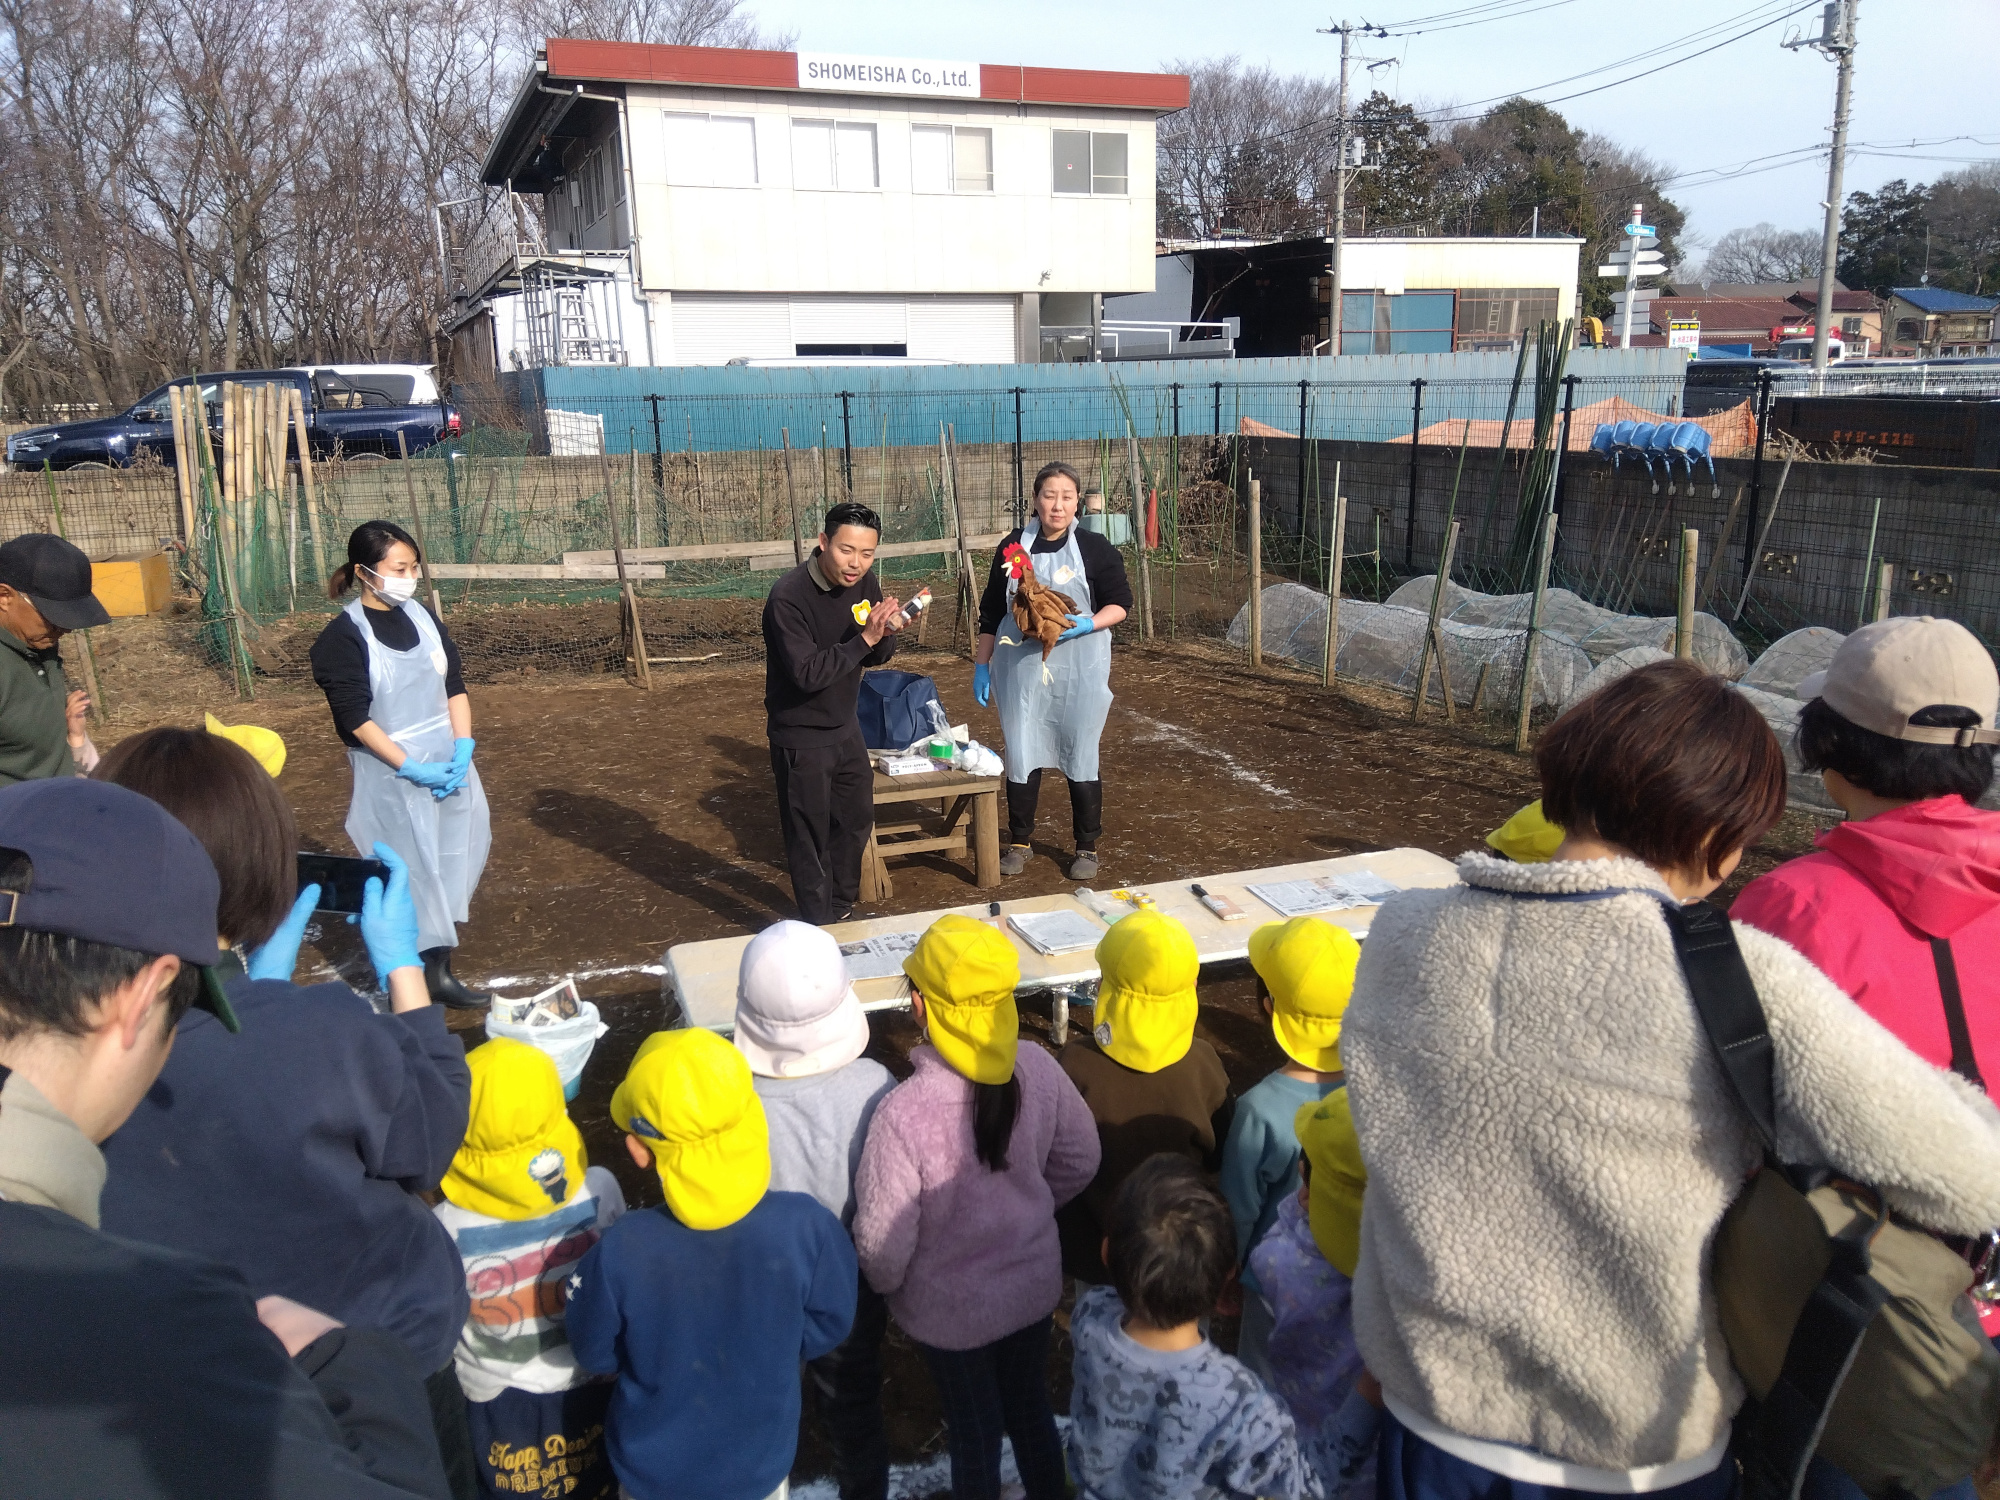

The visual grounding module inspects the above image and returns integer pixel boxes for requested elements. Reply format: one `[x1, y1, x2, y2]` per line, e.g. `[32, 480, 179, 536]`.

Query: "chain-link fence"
[10, 367, 1997, 735]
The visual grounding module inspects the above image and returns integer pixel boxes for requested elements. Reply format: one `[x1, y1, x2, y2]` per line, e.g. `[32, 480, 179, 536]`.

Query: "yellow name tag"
[851, 601, 872, 625]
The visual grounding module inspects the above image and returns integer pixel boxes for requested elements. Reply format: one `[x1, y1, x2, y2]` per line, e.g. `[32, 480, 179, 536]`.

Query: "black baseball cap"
[0, 533, 112, 632]
[0, 778, 237, 1032]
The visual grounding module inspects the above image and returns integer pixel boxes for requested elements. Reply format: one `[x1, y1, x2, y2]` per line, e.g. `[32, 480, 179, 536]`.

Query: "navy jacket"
[0, 1199, 451, 1498]
[566, 1191, 856, 1500]
[100, 976, 471, 1372]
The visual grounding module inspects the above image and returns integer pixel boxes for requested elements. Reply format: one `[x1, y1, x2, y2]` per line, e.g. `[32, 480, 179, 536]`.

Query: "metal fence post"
[1744, 370, 1773, 588]
[1011, 387, 1025, 529]
[1404, 378, 1426, 569]
[1552, 374, 1578, 545]
[647, 394, 664, 495]
[839, 391, 854, 496]
[1213, 380, 1222, 437]
[1297, 379, 1310, 550]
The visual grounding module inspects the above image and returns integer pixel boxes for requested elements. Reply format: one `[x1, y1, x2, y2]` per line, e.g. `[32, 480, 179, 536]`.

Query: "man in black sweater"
[762, 501, 905, 924]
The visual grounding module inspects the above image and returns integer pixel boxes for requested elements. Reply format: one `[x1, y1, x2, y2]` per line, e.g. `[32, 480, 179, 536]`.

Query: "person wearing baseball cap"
[0, 532, 111, 785]
[566, 1027, 856, 1500]
[733, 919, 895, 1500]
[0, 777, 450, 1498]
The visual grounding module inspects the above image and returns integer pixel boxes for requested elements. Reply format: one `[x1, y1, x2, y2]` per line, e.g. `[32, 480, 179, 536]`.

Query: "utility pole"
[1787, 0, 1857, 376]
[1317, 20, 1386, 357]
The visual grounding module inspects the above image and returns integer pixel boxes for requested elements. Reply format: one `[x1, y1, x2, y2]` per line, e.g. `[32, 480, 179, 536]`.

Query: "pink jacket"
[1734, 796, 2000, 1330]
[852, 1041, 1100, 1350]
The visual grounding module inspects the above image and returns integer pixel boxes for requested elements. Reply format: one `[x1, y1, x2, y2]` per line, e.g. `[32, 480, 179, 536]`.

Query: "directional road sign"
[1599, 259, 1665, 277]
[1611, 289, 1660, 305]
[1624, 223, 1657, 237]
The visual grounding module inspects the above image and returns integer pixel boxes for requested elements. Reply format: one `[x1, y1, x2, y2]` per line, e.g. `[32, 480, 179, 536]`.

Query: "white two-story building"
[451, 40, 1189, 371]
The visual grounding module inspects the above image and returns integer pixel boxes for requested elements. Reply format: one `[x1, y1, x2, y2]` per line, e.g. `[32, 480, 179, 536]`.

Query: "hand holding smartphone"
[297, 852, 391, 915]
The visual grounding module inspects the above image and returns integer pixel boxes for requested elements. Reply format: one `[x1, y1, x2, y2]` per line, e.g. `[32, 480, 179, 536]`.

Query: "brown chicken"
[1004, 543, 1078, 662]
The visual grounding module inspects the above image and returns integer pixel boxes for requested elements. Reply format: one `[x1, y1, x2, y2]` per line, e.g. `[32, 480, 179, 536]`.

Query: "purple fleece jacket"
[853, 1041, 1100, 1350]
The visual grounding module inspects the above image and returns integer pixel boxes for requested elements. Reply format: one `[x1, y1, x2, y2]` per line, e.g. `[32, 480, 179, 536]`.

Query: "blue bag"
[857, 670, 945, 750]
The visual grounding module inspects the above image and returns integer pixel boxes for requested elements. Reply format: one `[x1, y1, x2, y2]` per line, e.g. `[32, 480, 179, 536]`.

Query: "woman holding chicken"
[973, 462, 1132, 880]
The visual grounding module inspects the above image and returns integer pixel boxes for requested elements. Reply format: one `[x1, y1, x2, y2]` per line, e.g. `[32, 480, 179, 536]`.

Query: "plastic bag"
[486, 979, 607, 1101]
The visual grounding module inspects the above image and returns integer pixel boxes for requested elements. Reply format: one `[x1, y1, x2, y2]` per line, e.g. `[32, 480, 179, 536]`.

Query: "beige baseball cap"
[1799, 617, 2000, 746]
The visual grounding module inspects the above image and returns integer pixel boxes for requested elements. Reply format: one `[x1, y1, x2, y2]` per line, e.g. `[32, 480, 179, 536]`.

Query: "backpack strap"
[1659, 900, 1891, 1500]
[1931, 937, 1985, 1090]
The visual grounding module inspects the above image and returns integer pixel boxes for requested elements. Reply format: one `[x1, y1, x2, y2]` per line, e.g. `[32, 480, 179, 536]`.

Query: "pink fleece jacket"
[852, 1041, 1100, 1350]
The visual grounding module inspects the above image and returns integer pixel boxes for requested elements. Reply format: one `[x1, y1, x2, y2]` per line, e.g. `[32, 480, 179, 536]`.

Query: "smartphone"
[297, 853, 390, 915]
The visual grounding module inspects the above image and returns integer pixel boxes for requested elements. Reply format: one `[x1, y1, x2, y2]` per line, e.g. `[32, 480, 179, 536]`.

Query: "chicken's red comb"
[1003, 542, 1033, 578]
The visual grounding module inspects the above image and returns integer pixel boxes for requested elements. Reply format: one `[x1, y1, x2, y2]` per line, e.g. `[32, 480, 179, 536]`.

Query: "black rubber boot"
[421, 947, 489, 1010]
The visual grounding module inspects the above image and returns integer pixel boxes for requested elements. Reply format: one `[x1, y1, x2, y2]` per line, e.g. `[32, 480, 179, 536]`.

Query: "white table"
[663, 847, 1458, 1037]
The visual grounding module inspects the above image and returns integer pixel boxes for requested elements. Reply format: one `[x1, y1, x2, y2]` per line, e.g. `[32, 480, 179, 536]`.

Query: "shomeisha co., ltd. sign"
[796, 51, 980, 99]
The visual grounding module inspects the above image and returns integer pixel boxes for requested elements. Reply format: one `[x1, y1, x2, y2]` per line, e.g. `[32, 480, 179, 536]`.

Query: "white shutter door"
[907, 297, 1018, 362]
[791, 297, 909, 348]
[669, 294, 792, 364]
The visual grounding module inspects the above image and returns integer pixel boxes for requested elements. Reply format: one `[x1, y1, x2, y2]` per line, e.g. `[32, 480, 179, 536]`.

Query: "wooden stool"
[860, 766, 1003, 903]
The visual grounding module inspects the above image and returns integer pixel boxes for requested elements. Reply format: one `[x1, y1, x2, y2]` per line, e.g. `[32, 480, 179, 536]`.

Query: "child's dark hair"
[972, 1077, 1020, 1171]
[1031, 461, 1082, 499]
[328, 520, 420, 599]
[1105, 1155, 1237, 1329]
[1795, 696, 1996, 803]
[823, 500, 881, 538]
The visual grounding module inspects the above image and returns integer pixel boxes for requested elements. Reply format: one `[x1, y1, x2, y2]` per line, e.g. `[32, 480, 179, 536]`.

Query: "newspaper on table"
[839, 931, 924, 982]
[1007, 908, 1106, 956]
[491, 977, 583, 1027]
[1247, 870, 1402, 919]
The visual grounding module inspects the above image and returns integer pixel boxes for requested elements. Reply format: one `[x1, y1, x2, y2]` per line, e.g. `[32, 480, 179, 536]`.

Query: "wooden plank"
[873, 834, 971, 857]
[562, 532, 1007, 568]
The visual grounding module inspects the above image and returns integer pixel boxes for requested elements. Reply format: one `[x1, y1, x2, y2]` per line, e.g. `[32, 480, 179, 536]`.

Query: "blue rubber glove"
[436, 737, 475, 800]
[1056, 613, 1096, 643]
[973, 662, 992, 707]
[396, 757, 453, 791]
[348, 842, 423, 990]
[245, 886, 320, 982]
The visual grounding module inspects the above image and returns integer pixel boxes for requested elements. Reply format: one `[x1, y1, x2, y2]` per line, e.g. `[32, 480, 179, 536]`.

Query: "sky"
[753, 0, 1999, 258]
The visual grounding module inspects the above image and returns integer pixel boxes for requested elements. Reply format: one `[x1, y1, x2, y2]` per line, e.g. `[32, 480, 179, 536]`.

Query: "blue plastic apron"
[342, 599, 491, 953]
[991, 520, 1114, 783]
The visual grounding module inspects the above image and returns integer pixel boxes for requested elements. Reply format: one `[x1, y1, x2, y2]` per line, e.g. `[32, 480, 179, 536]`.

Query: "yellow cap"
[1296, 1092, 1366, 1277]
[610, 1029, 770, 1231]
[1091, 909, 1199, 1073]
[902, 914, 1019, 1085]
[1487, 799, 1564, 864]
[442, 1038, 588, 1221]
[1249, 917, 1359, 1073]
[205, 713, 286, 778]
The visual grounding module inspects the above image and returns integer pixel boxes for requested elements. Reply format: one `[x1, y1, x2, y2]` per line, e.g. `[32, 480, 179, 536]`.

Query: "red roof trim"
[543, 38, 1187, 109]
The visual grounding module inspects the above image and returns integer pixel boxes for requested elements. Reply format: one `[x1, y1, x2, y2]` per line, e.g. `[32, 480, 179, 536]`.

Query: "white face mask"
[363, 566, 418, 604]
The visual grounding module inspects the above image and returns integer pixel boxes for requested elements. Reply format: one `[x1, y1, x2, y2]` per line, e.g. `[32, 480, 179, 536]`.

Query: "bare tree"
[1155, 57, 1340, 240]
[1700, 222, 1823, 284]
[508, 0, 793, 51]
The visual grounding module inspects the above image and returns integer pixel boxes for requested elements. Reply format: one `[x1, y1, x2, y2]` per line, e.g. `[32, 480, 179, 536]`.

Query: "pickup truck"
[4, 369, 460, 471]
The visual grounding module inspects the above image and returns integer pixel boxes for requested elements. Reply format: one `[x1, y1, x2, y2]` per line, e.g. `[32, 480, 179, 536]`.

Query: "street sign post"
[1668, 317, 1700, 352]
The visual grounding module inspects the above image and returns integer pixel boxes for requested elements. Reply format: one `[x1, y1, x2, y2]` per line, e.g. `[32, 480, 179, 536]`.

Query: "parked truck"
[4, 368, 459, 471]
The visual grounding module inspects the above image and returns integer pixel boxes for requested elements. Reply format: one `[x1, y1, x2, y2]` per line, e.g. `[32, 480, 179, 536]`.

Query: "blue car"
[5, 369, 459, 470]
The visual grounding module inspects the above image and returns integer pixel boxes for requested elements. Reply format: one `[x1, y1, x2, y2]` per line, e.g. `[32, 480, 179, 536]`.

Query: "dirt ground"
[101, 633, 1820, 1490]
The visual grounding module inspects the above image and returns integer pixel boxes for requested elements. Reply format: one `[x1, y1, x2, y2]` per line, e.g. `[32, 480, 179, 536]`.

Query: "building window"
[1895, 317, 1921, 341]
[793, 119, 879, 190]
[662, 113, 758, 187]
[1053, 130, 1128, 195]
[1453, 287, 1559, 348]
[1341, 291, 1456, 355]
[912, 125, 994, 193]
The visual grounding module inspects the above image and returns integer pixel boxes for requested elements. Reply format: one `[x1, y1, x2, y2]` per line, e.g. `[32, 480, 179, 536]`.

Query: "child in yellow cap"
[1220, 915, 1360, 1380]
[564, 1028, 858, 1500]
[853, 914, 1101, 1500]
[1244, 1093, 1378, 1497]
[433, 1037, 626, 1500]
[1055, 909, 1233, 1283]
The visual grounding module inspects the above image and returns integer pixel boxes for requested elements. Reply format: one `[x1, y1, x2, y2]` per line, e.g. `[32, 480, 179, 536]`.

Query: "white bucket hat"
[732, 920, 871, 1079]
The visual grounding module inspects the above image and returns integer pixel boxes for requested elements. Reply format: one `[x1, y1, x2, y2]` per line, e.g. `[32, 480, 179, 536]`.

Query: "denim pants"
[917, 1317, 1067, 1500]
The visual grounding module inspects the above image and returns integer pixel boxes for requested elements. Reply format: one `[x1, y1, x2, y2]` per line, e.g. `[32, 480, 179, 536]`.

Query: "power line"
[1368, 0, 1586, 36]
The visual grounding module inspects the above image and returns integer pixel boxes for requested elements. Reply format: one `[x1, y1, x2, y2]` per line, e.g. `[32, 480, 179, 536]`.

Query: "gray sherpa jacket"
[1343, 851, 2000, 1473]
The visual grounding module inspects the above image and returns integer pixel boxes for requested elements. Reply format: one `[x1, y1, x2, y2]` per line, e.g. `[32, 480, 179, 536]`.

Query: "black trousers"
[1006, 769, 1103, 851]
[916, 1317, 1066, 1500]
[771, 730, 873, 924]
[804, 1276, 890, 1500]
[425, 1360, 480, 1500]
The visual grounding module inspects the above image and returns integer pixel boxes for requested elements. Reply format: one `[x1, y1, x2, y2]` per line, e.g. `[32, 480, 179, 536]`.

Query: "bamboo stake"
[1513, 518, 1557, 753]
[286, 473, 298, 611]
[1247, 475, 1262, 670]
[41, 466, 105, 722]
[1694, 484, 1746, 612]
[1125, 421, 1153, 639]
[1675, 528, 1698, 660]
[1471, 660, 1492, 713]
[1875, 560, 1894, 623]
[599, 442, 652, 689]
[944, 425, 977, 654]
[1732, 455, 1794, 621]
[1322, 486, 1346, 689]
[780, 429, 805, 567]
[290, 388, 325, 579]
[1857, 497, 1882, 631]
[220, 382, 239, 587]
[396, 431, 443, 618]
[167, 384, 197, 542]
[1412, 519, 1462, 720]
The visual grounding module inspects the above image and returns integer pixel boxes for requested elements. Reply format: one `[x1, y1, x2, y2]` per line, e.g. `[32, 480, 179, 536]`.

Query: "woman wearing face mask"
[310, 519, 492, 1009]
[973, 462, 1132, 881]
